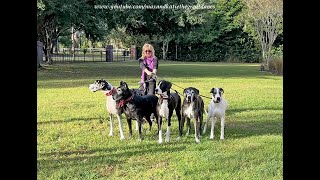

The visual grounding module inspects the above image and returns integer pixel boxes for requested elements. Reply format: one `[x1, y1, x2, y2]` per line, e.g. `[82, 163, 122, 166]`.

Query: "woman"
[138, 43, 158, 95]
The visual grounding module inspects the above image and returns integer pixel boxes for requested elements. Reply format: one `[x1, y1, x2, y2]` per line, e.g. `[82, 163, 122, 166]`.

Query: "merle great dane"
[179, 87, 204, 143]
[112, 81, 159, 142]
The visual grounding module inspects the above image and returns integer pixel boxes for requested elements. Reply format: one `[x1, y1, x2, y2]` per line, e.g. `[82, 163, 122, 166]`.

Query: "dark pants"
[140, 79, 156, 95]
[146, 80, 156, 95]
[141, 79, 156, 120]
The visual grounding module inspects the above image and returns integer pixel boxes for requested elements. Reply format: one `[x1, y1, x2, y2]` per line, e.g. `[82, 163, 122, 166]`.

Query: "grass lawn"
[37, 61, 283, 179]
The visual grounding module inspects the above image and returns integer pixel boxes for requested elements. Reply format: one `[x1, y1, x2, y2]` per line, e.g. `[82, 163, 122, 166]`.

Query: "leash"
[155, 75, 211, 100]
[105, 88, 116, 96]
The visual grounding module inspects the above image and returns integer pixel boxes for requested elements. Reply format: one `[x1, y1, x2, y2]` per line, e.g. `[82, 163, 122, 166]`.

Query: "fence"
[48, 48, 133, 62]
[38, 45, 137, 63]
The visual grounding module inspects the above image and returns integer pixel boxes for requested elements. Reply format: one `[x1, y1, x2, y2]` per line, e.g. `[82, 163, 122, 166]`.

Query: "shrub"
[268, 57, 283, 75]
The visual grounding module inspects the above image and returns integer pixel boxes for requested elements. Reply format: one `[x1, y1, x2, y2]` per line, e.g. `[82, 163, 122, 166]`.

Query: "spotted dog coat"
[180, 87, 204, 143]
[89, 79, 144, 140]
[89, 79, 125, 140]
[112, 81, 159, 142]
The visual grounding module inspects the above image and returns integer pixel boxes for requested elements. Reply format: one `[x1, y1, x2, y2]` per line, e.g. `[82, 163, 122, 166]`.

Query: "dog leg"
[177, 115, 185, 141]
[158, 117, 163, 144]
[203, 115, 211, 134]
[210, 117, 216, 139]
[194, 117, 200, 143]
[186, 118, 191, 136]
[135, 121, 139, 131]
[165, 111, 173, 142]
[109, 115, 114, 137]
[117, 115, 124, 140]
[138, 118, 143, 142]
[220, 116, 225, 140]
[147, 118, 152, 132]
[165, 125, 170, 142]
[127, 118, 133, 138]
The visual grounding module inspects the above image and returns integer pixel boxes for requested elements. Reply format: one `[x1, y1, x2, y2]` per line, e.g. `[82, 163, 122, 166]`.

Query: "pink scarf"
[141, 57, 154, 83]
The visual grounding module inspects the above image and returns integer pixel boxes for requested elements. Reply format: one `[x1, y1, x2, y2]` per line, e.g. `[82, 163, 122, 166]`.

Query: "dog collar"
[160, 95, 169, 100]
[118, 95, 134, 108]
[105, 88, 116, 96]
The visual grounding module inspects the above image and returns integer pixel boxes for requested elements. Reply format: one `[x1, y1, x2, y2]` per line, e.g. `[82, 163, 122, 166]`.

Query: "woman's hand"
[145, 69, 152, 75]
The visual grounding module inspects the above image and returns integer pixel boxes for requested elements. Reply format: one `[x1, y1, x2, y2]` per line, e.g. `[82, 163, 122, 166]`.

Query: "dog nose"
[217, 97, 220, 101]
[155, 89, 158, 92]
[187, 96, 191, 100]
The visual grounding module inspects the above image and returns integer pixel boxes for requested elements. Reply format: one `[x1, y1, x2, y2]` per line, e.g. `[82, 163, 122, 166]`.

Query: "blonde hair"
[140, 43, 155, 59]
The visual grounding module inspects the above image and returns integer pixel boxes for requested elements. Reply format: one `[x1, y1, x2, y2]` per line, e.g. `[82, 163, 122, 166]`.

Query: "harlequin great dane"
[89, 79, 143, 140]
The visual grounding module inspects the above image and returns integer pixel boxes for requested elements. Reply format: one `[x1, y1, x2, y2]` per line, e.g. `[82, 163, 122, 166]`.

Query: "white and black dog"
[112, 81, 158, 142]
[89, 79, 143, 140]
[155, 80, 181, 143]
[179, 87, 204, 143]
[203, 88, 227, 140]
[89, 79, 125, 140]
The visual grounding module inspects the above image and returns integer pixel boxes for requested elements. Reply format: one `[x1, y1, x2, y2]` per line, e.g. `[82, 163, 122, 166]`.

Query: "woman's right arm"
[139, 58, 145, 70]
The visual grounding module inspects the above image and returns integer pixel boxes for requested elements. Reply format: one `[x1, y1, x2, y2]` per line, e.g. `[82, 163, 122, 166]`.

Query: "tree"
[37, 0, 113, 64]
[242, 0, 283, 66]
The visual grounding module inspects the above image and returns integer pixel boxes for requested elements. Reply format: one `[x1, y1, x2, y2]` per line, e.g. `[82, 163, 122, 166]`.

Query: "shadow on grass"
[38, 141, 187, 171]
[37, 117, 102, 125]
[227, 106, 283, 116]
[202, 116, 282, 140]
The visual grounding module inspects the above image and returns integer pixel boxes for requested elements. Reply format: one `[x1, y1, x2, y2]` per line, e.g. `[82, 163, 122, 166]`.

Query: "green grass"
[37, 61, 283, 179]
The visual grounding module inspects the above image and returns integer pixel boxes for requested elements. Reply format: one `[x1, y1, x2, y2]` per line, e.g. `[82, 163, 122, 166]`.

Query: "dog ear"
[219, 88, 224, 94]
[194, 88, 199, 95]
[120, 81, 128, 89]
[210, 88, 215, 93]
[166, 82, 172, 91]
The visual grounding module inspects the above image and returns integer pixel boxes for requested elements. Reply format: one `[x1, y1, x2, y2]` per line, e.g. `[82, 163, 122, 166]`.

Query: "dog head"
[210, 88, 224, 103]
[89, 79, 113, 92]
[183, 87, 200, 103]
[112, 81, 132, 101]
[155, 80, 172, 96]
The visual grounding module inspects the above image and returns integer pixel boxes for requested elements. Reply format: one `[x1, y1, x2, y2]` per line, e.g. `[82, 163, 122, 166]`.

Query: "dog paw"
[158, 139, 163, 144]
[109, 133, 113, 137]
[220, 137, 224, 140]
[120, 136, 125, 141]
[210, 136, 214, 139]
[185, 132, 189, 136]
[165, 137, 170, 142]
[176, 137, 181, 141]
[195, 138, 200, 144]
[202, 127, 207, 134]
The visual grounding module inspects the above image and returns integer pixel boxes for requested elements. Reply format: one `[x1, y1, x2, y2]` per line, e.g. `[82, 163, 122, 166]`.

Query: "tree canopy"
[37, 0, 283, 63]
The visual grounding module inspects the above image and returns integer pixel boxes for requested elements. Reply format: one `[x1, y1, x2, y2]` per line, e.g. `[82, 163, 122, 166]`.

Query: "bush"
[271, 44, 283, 59]
[268, 58, 283, 75]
